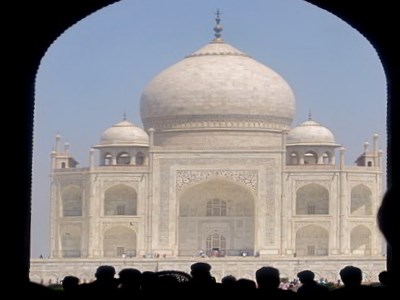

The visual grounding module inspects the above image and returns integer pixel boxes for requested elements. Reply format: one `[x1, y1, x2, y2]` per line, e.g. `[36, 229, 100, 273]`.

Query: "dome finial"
[123, 110, 127, 121]
[308, 109, 312, 120]
[213, 9, 223, 42]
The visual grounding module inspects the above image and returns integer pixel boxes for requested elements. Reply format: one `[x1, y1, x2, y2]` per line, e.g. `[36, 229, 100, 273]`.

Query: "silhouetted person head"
[221, 274, 237, 289]
[297, 270, 315, 284]
[190, 262, 216, 287]
[62, 275, 79, 292]
[236, 278, 257, 290]
[79, 265, 118, 295]
[118, 268, 142, 290]
[296, 269, 329, 298]
[95, 265, 116, 281]
[191, 262, 211, 273]
[378, 270, 393, 286]
[190, 262, 212, 278]
[255, 266, 281, 289]
[339, 266, 362, 287]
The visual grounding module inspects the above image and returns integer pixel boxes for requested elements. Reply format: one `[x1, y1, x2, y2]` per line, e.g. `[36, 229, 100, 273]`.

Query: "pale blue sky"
[32, 0, 387, 258]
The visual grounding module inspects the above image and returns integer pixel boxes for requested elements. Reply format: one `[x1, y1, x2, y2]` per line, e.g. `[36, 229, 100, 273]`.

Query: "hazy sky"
[32, 0, 387, 258]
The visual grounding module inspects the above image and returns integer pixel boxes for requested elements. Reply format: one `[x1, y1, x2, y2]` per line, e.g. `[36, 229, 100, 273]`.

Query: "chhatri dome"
[140, 11, 295, 131]
[97, 118, 149, 147]
[287, 113, 339, 146]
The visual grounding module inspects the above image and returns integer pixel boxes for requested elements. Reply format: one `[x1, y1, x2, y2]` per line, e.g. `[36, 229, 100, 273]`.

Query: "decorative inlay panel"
[176, 170, 257, 192]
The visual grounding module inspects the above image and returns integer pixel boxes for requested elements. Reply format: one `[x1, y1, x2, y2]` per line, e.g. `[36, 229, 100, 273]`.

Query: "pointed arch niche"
[103, 226, 137, 257]
[351, 184, 372, 215]
[295, 225, 329, 256]
[351, 225, 372, 255]
[104, 184, 137, 215]
[296, 183, 329, 215]
[61, 185, 83, 217]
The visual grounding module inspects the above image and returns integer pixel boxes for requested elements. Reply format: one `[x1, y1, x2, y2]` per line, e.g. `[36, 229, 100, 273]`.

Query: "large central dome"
[140, 16, 295, 132]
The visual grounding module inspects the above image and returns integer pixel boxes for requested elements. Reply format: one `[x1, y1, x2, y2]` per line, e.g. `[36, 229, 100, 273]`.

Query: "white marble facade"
[36, 18, 385, 282]
[49, 130, 383, 259]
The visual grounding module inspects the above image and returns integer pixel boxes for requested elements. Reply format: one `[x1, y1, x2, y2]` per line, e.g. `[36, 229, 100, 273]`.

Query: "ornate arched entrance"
[178, 179, 255, 256]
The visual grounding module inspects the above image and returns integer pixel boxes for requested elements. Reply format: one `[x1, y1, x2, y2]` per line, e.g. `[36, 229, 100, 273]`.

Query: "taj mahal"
[30, 13, 386, 284]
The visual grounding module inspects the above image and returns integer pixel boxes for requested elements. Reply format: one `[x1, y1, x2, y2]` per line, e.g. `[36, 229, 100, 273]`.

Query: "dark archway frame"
[7, 0, 398, 286]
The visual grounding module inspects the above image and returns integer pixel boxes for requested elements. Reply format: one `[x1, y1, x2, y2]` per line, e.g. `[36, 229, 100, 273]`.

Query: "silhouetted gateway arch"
[11, 1, 398, 287]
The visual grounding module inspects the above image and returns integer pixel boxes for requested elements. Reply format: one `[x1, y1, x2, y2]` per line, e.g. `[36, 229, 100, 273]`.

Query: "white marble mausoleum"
[30, 13, 385, 284]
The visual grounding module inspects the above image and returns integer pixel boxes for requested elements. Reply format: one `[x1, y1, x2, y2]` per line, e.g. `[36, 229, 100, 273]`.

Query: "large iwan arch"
[178, 179, 255, 256]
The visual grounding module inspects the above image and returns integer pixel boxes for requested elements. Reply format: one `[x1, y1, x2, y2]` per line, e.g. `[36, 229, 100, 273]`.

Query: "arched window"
[135, 152, 145, 165]
[62, 186, 82, 216]
[322, 152, 330, 164]
[61, 226, 81, 258]
[116, 152, 131, 165]
[351, 185, 372, 215]
[304, 151, 318, 164]
[296, 183, 329, 215]
[351, 225, 371, 255]
[104, 184, 137, 215]
[290, 152, 299, 165]
[104, 153, 112, 165]
[206, 198, 227, 216]
[206, 232, 226, 256]
[103, 226, 136, 257]
[296, 225, 329, 256]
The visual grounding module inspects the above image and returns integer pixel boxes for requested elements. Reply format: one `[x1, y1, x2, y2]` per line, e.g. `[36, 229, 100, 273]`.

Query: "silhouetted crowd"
[23, 263, 394, 299]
